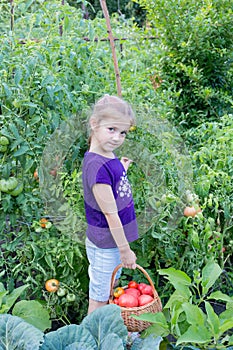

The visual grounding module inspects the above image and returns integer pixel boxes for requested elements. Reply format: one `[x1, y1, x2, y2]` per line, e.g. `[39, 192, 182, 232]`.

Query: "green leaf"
[164, 289, 191, 309]
[44, 254, 55, 271]
[219, 309, 233, 321]
[2, 83, 12, 98]
[182, 303, 206, 326]
[0, 287, 7, 310]
[12, 300, 51, 332]
[201, 261, 222, 295]
[208, 291, 233, 304]
[0, 314, 44, 350]
[1, 284, 29, 313]
[41, 324, 96, 350]
[176, 325, 212, 346]
[131, 335, 163, 350]
[41, 75, 54, 87]
[81, 304, 128, 342]
[205, 301, 220, 337]
[65, 343, 92, 350]
[14, 68, 23, 85]
[132, 312, 169, 337]
[13, 145, 30, 157]
[100, 333, 124, 350]
[64, 342, 91, 350]
[132, 311, 167, 325]
[158, 267, 191, 290]
[228, 334, 233, 346]
[0, 283, 6, 293]
[219, 319, 233, 335]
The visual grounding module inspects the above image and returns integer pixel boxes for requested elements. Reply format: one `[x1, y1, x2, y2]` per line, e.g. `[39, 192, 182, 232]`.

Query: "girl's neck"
[89, 144, 115, 159]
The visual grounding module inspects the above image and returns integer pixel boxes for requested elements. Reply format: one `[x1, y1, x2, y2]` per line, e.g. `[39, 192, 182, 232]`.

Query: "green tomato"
[57, 287, 67, 297]
[6, 177, 18, 191]
[9, 183, 24, 196]
[0, 145, 7, 153]
[0, 179, 10, 192]
[66, 293, 76, 302]
[0, 136, 9, 146]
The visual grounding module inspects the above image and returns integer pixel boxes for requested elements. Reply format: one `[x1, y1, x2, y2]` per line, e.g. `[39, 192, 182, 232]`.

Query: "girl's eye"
[108, 127, 115, 132]
[121, 131, 127, 136]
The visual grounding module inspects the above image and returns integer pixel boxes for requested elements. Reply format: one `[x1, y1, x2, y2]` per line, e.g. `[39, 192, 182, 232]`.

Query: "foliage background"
[0, 0, 232, 325]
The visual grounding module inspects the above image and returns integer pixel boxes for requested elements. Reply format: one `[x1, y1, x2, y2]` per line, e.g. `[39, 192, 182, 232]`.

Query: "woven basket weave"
[109, 264, 162, 332]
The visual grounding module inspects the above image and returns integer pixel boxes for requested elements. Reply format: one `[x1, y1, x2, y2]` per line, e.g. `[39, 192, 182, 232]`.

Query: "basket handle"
[109, 263, 157, 299]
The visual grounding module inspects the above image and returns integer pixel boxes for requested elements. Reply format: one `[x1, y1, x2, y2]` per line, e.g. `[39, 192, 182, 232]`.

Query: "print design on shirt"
[117, 171, 132, 198]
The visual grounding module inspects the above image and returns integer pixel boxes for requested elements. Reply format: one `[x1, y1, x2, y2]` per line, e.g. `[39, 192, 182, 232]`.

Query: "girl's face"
[90, 116, 130, 157]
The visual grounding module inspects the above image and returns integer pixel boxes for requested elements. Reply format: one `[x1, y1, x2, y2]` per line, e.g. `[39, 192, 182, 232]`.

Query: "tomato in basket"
[138, 294, 154, 306]
[139, 284, 154, 296]
[128, 280, 138, 289]
[125, 288, 141, 299]
[118, 293, 138, 308]
[113, 287, 125, 298]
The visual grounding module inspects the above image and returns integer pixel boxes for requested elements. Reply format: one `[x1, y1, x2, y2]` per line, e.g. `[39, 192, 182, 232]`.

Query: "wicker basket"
[109, 263, 162, 332]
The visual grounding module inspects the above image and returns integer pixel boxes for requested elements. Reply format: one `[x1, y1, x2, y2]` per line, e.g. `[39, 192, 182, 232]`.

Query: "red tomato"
[183, 206, 201, 217]
[113, 298, 119, 305]
[141, 284, 154, 296]
[125, 288, 141, 298]
[128, 281, 138, 289]
[118, 293, 138, 308]
[138, 294, 154, 306]
[137, 283, 147, 293]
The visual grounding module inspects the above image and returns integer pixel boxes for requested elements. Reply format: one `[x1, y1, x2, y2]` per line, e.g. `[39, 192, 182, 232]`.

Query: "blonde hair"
[88, 94, 135, 146]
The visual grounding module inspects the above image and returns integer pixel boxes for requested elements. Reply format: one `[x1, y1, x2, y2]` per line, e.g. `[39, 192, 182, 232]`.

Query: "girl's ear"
[89, 117, 97, 130]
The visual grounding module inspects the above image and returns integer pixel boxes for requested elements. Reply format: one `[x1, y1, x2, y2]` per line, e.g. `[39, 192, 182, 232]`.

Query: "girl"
[82, 94, 138, 314]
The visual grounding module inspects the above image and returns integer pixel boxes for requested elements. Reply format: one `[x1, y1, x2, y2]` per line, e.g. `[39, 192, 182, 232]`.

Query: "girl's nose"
[112, 132, 120, 141]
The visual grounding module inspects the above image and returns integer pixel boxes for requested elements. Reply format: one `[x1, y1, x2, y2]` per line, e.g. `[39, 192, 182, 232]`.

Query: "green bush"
[135, 0, 233, 127]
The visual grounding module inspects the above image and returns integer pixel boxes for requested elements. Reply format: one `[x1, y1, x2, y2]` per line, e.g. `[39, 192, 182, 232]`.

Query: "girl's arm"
[92, 183, 137, 269]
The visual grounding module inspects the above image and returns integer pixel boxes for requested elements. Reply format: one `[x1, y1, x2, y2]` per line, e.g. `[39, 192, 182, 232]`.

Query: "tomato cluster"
[113, 281, 154, 308]
[45, 279, 76, 303]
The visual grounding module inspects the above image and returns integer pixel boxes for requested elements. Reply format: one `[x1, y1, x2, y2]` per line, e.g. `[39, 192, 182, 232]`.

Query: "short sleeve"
[86, 159, 113, 190]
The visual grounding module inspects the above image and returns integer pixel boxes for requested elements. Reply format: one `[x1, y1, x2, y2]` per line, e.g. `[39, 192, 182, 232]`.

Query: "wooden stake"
[10, 0, 14, 31]
[59, 0, 65, 36]
[99, 0, 122, 97]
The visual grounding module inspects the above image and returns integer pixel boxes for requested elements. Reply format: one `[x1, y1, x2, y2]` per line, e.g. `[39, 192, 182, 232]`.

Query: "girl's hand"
[120, 157, 133, 172]
[119, 245, 137, 269]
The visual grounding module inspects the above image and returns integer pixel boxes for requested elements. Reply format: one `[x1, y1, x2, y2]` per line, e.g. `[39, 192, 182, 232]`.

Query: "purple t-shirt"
[82, 152, 138, 248]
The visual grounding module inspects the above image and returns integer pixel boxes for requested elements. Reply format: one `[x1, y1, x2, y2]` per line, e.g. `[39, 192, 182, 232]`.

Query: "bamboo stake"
[10, 0, 14, 31]
[59, 0, 64, 36]
[99, 0, 122, 97]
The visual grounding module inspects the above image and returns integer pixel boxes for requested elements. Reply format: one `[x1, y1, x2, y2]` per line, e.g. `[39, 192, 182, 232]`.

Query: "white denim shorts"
[85, 238, 122, 302]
